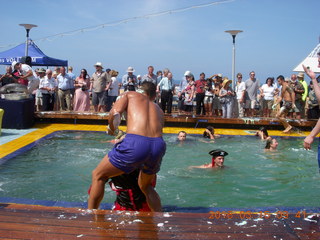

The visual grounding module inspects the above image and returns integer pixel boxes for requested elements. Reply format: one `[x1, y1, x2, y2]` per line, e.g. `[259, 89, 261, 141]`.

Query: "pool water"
[0, 131, 319, 209]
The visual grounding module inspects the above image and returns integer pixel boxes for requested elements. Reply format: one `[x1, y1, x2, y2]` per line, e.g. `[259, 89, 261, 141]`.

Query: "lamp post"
[19, 24, 38, 57]
[225, 30, 242, 89]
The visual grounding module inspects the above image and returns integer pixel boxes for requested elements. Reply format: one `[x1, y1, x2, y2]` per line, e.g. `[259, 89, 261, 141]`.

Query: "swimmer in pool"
[177, 131, 187, 141]
[88, 82, 166, 211]
[203, 126, 220, 140]
[264, 138, 278, 151]
[255, 127, 272, 141]
[189, 149, 228, 169]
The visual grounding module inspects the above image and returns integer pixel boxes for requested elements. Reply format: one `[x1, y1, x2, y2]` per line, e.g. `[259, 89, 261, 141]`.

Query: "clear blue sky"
[1, 0, 319, 83]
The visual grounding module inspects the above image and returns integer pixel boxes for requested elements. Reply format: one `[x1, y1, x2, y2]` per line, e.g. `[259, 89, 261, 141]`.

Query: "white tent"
[293, 43, 320, 73]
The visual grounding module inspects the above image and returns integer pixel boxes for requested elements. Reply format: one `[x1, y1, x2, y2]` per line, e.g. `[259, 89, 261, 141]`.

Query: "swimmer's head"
[177, 131, 187, 141]
[203, 126, 214, 138]
[209, 149, 228, 168]
[265, 138, 278, 150]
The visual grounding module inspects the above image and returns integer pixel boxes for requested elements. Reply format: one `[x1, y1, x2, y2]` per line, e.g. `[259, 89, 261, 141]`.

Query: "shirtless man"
[189, 149, 228, 169]
[303, 65, 320, 150]
[272, 75, 296, 133]
[88, 82, 166, 211]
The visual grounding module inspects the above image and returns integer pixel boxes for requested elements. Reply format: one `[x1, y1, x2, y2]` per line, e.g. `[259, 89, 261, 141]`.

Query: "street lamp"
[225, 30, 243, 89]
[19, 24, 38, 57]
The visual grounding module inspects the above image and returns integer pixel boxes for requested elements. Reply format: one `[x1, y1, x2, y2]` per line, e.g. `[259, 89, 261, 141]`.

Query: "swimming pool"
[0, 131, 319, 210]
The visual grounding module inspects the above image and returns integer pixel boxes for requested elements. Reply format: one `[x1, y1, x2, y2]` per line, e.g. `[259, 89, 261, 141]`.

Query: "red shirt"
[195, 79, 206, 94]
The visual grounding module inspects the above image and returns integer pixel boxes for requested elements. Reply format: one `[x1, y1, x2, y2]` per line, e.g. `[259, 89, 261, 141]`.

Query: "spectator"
[177, 71, 191, 115]
[90, 62, 111, 112]
[56, 66, 74, 111]
[106, 70, 120, 112]
[290, 74, 305, 120]
[219, 78, 234, 118]
[297, 72, 308, 118]
[244, 71, 260, 117]
[260, 77, 276, 118]
[234, 73, 246, 118]
[74, 69, 91, 112]
[0, 66, 16, 86]
[39, 69, 57, 111]
[142, 66, 157, 85]
[307, 81, 320, 119]
[183, 73, 195, 115]
[35, 68, 46, 111]
[203, 78, 214, 116]
[212, 81, 222, 117]
[194, 72, 207, 116]
[11, 61, 39, 96]
[122, 66, 137, 91]
[157, 72, 174, 114]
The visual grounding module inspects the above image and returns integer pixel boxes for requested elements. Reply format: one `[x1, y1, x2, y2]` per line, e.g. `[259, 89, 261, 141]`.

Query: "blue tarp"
[0, 40, 68, 67]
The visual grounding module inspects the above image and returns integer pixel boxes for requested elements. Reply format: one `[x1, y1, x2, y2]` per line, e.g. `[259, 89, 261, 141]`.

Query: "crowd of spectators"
[0, 61, 319, 120]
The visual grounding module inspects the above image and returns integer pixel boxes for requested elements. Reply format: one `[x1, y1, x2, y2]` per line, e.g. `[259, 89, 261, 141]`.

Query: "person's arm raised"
[107, 92, 128, 135]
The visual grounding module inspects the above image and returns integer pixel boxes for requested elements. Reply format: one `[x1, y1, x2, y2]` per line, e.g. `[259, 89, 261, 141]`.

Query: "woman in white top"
[203, 79, 214, 116]
[260, 77, 276, 118]
[106, 70, 120, 112]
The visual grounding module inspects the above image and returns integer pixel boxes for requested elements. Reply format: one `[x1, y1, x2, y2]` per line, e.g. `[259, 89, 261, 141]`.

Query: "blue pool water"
[0, 131, 319, 209]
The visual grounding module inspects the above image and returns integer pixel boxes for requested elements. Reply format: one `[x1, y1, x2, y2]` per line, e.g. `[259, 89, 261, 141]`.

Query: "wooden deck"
[34, 111, 317, 130]
[0, 203, 319, 239]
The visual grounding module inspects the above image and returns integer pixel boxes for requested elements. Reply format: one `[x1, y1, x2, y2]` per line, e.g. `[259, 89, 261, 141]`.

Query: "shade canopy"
[0, 40, 68, 67]
[293, 43, 320, 73]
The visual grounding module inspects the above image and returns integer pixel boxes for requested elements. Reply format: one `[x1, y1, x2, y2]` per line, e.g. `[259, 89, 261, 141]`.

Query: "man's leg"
[138, 172, 162, 212]
[88, 154, 124, 209]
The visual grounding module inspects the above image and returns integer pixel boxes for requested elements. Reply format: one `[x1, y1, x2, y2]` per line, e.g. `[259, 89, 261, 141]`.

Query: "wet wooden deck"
[0, 203, 319, 239]
[35, 111, 317, 130]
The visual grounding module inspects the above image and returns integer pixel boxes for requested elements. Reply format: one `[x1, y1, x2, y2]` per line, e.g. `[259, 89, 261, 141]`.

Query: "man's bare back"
[110, 91, 164, 137]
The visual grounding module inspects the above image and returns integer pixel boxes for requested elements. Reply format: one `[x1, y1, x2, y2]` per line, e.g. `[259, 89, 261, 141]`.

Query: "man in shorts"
[88, 82, 166, 211]
[272, 75, 296, 133]
[90, 62, 111, 112]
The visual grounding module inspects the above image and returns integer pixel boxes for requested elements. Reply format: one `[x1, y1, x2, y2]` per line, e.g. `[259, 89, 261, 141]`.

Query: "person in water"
[264, 138, 278, 151]
[203, 126, 220, 139]
[88, 82, 166, 211]
[255, 127, 272, 140]
[177, 131, 187, 141]
[189, 149, 228, 169]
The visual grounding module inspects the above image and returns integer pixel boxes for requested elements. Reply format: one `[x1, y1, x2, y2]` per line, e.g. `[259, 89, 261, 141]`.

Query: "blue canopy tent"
[0, 40, 68, 67]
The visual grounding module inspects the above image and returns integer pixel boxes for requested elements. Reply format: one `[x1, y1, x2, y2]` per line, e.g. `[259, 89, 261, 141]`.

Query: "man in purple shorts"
[88, 82, 166, 211]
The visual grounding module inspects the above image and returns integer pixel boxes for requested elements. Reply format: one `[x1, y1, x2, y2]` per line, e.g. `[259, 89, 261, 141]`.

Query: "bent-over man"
[88, 82, 166, 211]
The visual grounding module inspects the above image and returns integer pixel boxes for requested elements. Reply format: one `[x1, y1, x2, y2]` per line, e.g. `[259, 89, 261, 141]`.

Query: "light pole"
[19, 24, 38, 57]
[225, 30, 242, 89]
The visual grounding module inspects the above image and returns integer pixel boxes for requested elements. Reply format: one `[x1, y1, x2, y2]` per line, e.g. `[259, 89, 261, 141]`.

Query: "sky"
[0, 0, 319, 84]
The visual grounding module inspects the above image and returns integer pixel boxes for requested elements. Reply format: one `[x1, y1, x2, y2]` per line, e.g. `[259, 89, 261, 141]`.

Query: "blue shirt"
[179, 77, 188, 92]
[68, 72, 76, 89]
[158, 77, 173, 91]
[57, 73, 73, 90]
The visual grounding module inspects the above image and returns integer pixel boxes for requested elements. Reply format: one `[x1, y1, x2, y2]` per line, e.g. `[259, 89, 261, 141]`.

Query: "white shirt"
[235, 81, 246, 100]
[20, 64, 39, 93]
[108, 77, 119, 96]
[261, 84, 275, 100]
[39, 76, 57, 94]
